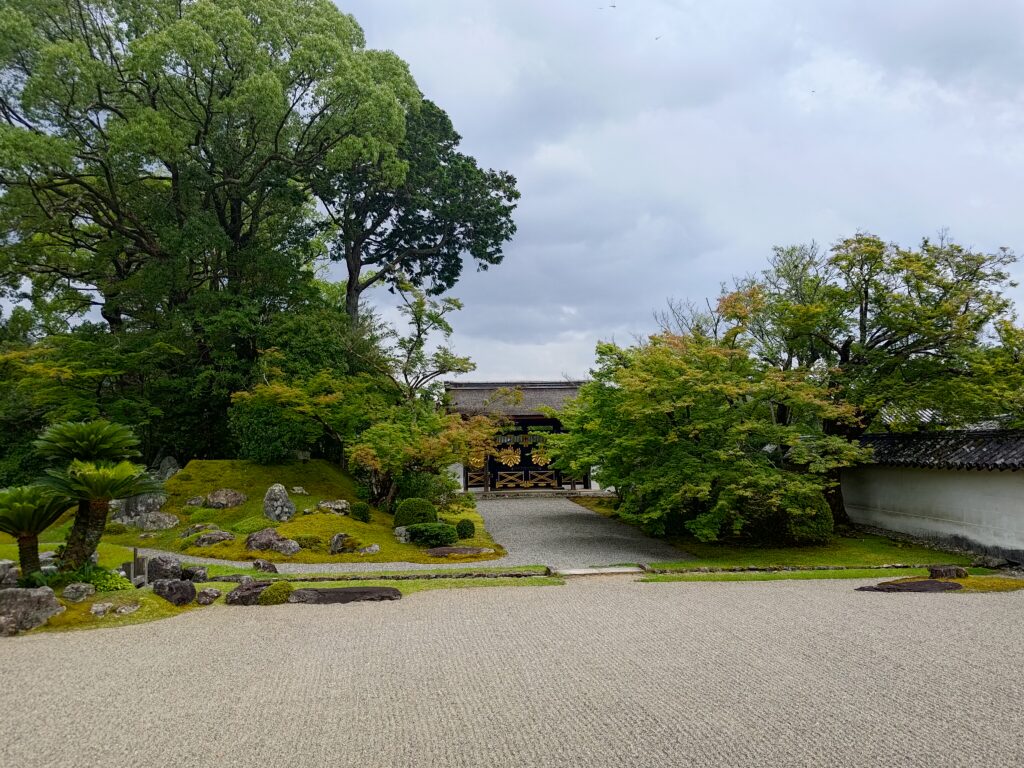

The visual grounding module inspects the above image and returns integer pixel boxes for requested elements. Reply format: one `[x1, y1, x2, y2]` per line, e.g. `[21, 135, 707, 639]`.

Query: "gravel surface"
[139, 496, 688, 572]
[3, 577, 1022, 767]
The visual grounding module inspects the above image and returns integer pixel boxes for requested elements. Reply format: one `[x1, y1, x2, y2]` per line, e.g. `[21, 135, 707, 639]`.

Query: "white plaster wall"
[841, 466, 1024, 554]
[448, 462, 465, 491]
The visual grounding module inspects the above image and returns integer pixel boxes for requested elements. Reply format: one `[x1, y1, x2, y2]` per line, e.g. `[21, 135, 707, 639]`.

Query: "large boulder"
[61, 582, 96, 603]
[317, 499, 350, 515]
[191, 530, 235, 548]
[0, 587, 64, 631]
[929, 565, 969, 579]
[152, 579, 196, 606]
[225, 580, 272, 605]
[288, 586, 401, 604]
[252, 559, 278, 573]
[155, 456, 180, 481]
[181, 566, 208, 582]
[146, 555, 182, 582]
[206, 489, 247, 509]
[329, 533, 356, 554]
[245, 528, 300, 556]
[263, 484, 296, 522]
[112, 493, 176, 531]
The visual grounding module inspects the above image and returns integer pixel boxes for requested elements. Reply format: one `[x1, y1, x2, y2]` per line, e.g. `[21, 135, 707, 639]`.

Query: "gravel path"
[3, 578, 1022, 767]
[139, 496, 688, 573]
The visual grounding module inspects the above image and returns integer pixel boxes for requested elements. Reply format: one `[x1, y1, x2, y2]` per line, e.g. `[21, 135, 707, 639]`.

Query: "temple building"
[444, 380, 593, 491]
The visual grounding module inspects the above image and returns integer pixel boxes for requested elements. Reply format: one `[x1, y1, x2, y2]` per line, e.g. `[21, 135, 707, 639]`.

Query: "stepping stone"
[857, 579, 963, 593]
[287, 587, 401, 604]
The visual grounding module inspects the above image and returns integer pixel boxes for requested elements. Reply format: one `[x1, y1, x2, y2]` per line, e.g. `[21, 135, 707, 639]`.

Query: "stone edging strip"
[644, 563, 965, 575]
[202, 569, 555, 583]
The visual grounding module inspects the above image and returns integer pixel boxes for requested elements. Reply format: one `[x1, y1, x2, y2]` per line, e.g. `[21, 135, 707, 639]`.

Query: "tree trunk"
[17, 534, 41, 577]
[345, 274, 361, 322]
[60, 499, 108, 572]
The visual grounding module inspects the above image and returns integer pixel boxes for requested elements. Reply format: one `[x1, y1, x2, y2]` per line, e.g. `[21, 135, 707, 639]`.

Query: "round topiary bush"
[257, 580, 294, 605]
[455, 518, 475, 540]
[350, 501, 372, 523]
[394, 498, 437, 528]
[406, 522, 458, 548]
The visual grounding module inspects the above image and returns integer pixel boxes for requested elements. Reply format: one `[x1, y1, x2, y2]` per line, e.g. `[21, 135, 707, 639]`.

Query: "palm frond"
[34, 420, 141, 463]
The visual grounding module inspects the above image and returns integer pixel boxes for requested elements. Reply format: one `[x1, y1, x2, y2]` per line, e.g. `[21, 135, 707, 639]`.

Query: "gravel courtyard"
[4, 577, 1022, 767]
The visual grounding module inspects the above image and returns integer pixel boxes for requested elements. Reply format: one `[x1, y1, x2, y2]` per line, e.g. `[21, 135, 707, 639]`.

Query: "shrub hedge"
[455, 518, 475, 540]
[406, 522, 458, 548]
[350, 501, 372, 523]
[394, 498, 437, 528]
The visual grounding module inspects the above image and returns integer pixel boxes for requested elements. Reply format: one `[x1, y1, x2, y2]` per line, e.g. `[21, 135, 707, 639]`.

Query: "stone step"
[553, 566, 646, 577]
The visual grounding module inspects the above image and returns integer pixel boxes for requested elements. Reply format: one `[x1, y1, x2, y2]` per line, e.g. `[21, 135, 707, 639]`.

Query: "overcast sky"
[342, 0, 1024, 381]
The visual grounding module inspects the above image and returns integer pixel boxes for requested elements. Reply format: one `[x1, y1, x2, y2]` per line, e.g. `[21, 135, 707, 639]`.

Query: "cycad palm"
[34, 420, 141, 464]
[0, 486, 75, 576]
[43, 461, 163, 571]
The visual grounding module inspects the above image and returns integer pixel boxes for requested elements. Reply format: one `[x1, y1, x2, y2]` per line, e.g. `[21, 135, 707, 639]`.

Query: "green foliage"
[43, 461, 162, 503]
[405, 523, 458, 548]
[257, 580, 294, 606]
[0, 485, 75, 574]
[232, 516, 277, 535]
[34, 420, 141, 464]
[228, 397, 322, 464]
[293, 535, 324, 551]
[396, 470, 462, 511]
[350, 501, 372, 523]
[455, 518, 475, 540]
[394, 498, 437, 528]
[103, 522, 129, 536]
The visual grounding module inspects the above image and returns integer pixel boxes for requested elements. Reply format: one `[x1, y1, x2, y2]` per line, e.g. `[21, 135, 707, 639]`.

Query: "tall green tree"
[313, 99, 519, 320]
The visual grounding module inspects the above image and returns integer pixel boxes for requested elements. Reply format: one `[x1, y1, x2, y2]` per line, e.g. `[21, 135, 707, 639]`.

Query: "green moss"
[257, 580, 294, 605]
[37, 589, 194, 633]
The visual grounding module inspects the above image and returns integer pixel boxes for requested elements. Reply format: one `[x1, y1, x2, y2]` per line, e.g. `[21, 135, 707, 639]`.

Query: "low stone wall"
[841, 465, 1024, 562]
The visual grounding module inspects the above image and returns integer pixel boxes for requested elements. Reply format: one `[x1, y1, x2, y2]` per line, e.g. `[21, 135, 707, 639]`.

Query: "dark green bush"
[406, 522, 458, 548]
[257, 580, 294, 605]
[455, 518, 475, 540]
[394, 498, 437, 528]
[103, 521, 129, 536]
[395, 471, 461, 511]
[350, 501, 372, 523]
[227, 398, 321, 465]
[293, 535, 323, 551]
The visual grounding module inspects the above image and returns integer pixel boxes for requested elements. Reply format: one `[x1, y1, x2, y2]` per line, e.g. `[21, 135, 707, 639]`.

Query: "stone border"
[201, 568, 554, 583]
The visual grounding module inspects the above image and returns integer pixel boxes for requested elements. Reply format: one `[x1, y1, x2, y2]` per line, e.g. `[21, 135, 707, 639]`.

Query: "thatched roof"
[444, 381, 584, 417]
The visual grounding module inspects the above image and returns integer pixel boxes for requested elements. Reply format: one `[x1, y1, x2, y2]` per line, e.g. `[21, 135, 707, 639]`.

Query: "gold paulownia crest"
[530, 446, 553, 466]
[494, 446, 521, 467]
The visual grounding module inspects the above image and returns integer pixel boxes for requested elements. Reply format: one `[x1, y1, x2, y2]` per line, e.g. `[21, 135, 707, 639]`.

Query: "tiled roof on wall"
[859, 430, 1024, 471]
[444, 381, 585, 417]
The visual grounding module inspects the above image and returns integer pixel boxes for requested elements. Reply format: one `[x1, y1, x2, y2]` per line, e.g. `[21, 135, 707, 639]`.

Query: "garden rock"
[972, 555, 1009, 569]
[115, 603, 140, 615]
[246, 528, 300, 556]
[206, 488, 247, 509]
[291, 486, 309, 495]
[191, 530, 235, 548]
[0, 587, 64, 630]
[181, 566, 208, 582]
[928, 565, 968, 579]
[225, 580, 272, 605]
[147, 555, 182, 582]
[61, 582, 96, 603]
[180, 523, 216, 538]
[288, 586, 402, 604]
[330, 533, 356, 554]
[90, 602, 114, 617]
[186, 496, 205, 507]
[152, 579, 197, 606]
[252, 559, 278, 573]
[857, 579, 963, 593]
[318, 499, 350, 515]
[263, 484, 296, 522]
[426, 546, 495, 557]
[358, 544, 380, 555]
[393, 526, 411, 544]
[120, 510, 178, 532]
[155, 456, 180, 481]
[0, 615, 17, 636]
[112, 493, 177, 531]
[132, 576, 146, 588]
[0, 560, 19, 588]
[41, 565, 58, 576]
[196, 588, 221, 605]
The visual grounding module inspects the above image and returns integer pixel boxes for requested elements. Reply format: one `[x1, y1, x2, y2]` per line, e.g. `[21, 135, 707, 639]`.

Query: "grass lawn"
[0, 542, 135, 571]
[98, 459, 504, 565]
[571, 496, 973, 570]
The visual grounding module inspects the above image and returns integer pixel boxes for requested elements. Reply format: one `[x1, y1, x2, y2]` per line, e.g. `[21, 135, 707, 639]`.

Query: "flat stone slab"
[288, 587, 401, 604]
[857, 579, 963, 593]
[426, 546, 495, 557]
[555, 566, 645, 577]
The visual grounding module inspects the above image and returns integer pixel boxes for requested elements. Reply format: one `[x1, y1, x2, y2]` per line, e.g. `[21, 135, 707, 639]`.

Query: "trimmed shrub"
[103, 522, 129, 536]
[406, 522, 458, 548]
[293, 535, 323, 551]
[350, 501, 372, 523]
[455, 518, 475, 540]
[232, 516, 276, 535]
[394, 498, 437, 528]
[257, 580, 294, 605]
